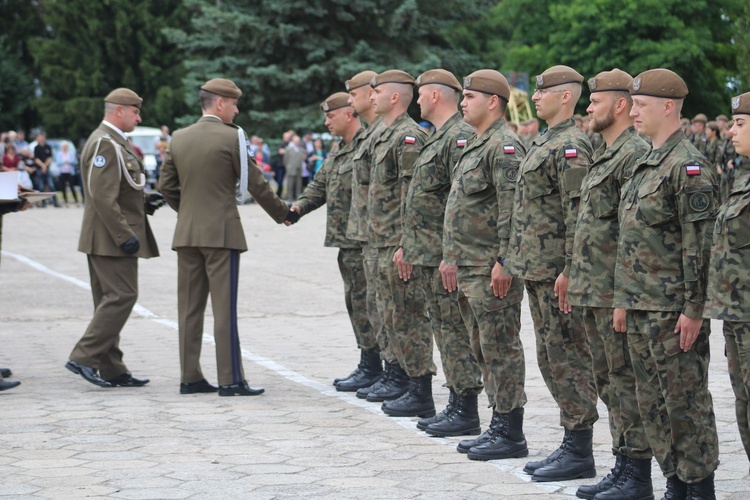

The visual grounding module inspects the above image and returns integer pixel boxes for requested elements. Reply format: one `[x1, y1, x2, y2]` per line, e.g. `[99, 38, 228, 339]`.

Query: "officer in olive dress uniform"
[160, 78, 297, 396]
[66, 88, 161, 388]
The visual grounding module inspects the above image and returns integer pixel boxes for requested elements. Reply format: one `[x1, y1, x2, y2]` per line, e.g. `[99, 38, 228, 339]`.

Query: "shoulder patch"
[94, 155, 107, 168]
[457, 139, 467, 148]
[504, 166, 518, 182]
[685, 164, 701, 176]
[689, 192, 709, 212]
[503, 145, 516, 154]
[564, 148, 578, 158]
[404, 136, 416, 144]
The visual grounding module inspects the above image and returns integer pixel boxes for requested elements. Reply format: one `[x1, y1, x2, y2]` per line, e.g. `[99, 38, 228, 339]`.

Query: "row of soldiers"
[288, 64, 750, 500]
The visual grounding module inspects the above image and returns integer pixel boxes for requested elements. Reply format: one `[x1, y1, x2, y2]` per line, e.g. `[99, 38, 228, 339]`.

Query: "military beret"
[104, 88, 142, 108]
[629, 69, 688, 99]
[370, 70, 415, 88]
[345, 70, 377, 92]
[535, 65, 584, 89]
[692, 113, 708, 123]
[716, 114, 729, 122]
[416, 69, 461, 92]
[320, 92, 351, 112]
[201, 78, 242, 99]
[587, 69, 632, 93]
[463, 69, 510, 102]
[732, 92, 750, 116]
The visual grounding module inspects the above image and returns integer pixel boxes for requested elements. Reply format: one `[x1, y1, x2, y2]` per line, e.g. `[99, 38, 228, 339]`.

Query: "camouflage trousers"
[337, 248, 376, 351]
[583, 307, 651, 459]
[376, 246, 435, 378]
[363, 245, 396, 364]
[417, 266, 483, 397]
[627, 311, 719, 482]
[525, 280, 598, 430]
[723, 321, 750, 464]
[459, 267, 526, 411]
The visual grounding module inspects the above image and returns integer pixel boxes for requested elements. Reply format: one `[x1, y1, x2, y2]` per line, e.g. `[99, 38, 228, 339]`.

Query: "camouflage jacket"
[705, 175, 750, 321]
[443, 118, 526, 271]
[295, 128, 364, 249]
[690, 131, 708, 155]
[367, 112, 427, 248]
[505, 117, 593, 281]
[346, 116, 386, 243]
[613, 130, 718, 318]
[704, 138, 722, 171]
[568, 127, 649, 308]
[402, 112, 473, 266]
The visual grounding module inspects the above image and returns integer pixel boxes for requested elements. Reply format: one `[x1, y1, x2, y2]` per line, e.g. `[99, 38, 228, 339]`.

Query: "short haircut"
[199, 89, 219, 110]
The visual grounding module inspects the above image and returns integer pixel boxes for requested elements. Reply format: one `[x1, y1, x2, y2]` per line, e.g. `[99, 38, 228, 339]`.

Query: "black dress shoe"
[65, 360, 112, 387]
[0, 380, 21, 391]
[180, 378, 218, 394]
[218, 380, 264, 396]
[0, 367, 12, 378]
[106, 372, 150, 387]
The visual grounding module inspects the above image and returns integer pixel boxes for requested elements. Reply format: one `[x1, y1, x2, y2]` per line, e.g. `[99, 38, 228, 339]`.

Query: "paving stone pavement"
[0, 204, 748, 499]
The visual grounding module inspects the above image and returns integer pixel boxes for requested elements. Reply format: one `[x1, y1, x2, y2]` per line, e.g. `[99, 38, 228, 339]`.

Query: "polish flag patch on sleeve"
[686, 164, 701, 176]
[564, 148, 578, 158]
[457, 139, 467, 148]
[503, 145, 515, 154]
[404, 136, 416, 144]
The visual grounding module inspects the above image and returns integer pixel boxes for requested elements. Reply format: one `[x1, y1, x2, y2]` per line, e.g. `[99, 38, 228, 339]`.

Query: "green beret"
[535, 65, 583, 89]
[462, 69, 510, 101]
[629, 69, 688, 99]
[201, 78, 242, 99]
[370, 70, 415, 88]
[320, 92, 351, 112]
[587, 69, 632, 93]
[416, 69, 461, 92]
[345, 71, 377, 92]
[732, 92, 750, 116]
[692, 113, 707, 123]
[104, 88, 142, 108]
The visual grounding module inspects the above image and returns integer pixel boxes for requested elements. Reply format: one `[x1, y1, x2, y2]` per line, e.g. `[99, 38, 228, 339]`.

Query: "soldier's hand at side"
[675, 313, 702, 351]
[490, 262, 511, 298]
[121, 235, 140, 255]
[284, 205, 301, 226]
[613, 308, 627, 333]
[439, 260, 457, 292]
[392, 247, 411, 282]
[553, 273, 572, 314]
[145, 192, 166, 215]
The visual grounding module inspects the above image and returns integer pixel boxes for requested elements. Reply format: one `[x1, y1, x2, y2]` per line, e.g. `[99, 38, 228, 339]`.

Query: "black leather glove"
[284, 208, 301, 225]
[146, 192, 166, 215]
[121, 235, 140, 255]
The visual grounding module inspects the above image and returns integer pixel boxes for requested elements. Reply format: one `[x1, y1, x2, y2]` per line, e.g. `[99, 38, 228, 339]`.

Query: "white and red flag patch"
[404, 136, 416, 144]
[564, 148, 578, 158]
[686, 164, 701, 176]
[503, 145, 515, 154]
[457, 139, 467, 148]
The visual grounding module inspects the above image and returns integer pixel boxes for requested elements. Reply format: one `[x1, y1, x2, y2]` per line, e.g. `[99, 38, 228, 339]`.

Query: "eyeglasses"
[533, 88, 569, 97]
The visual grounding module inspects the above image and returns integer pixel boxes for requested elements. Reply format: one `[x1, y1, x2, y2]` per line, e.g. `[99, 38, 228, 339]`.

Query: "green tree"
[736, 1, 750, 94]
[29, 0, 190, 141]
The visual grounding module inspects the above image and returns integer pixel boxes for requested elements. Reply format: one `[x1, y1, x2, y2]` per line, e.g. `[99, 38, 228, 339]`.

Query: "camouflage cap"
[416, 69, 461, 92]
[370, 70, 415, 88]
[104, 88, 142, 108]
[463, 69, 510, 101]
[320, 92, 351, 112]
[732, 92, 750, 116]
[587, 68, 632, 93]
[201, 78, 242, 99]
[629, 69, 688, 99]
[535, 65, 583, 89]
[692, 113, 708, 123]
[345, 70, 377, 92]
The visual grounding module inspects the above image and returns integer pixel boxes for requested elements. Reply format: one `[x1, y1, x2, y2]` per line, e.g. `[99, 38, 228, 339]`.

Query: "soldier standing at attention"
[705, 91, 750, 472]
[614, 68, 719, 499]
[441, 70, 528, 460]
[567, 69, 653, 500]
[160, 78, 297, 396]
[399, 69, 483, 436]
[66, 88, 161, 388]
[289, 93, 381, 392]
[505, 65, 599, 482]
[689, 113, 709, 155]
[367, 70, 434, 417]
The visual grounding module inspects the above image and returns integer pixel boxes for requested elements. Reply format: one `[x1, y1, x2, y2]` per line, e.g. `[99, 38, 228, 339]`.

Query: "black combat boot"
[425, 394, 481, 437]
[366, 363, 409, 402]
[532, 429, 596, 482]
[336, 348, 382, 392]
[466, 408, 528, 460]
[418, 389, 456, 431]
[382, 374, 436, 417]
[662, 476, 688, 500]
[524, 429, 571, 474]
[576, 453, 625, 499]
[685, 473, 715, 500]
[457, 411, 501, 454]
[356, 363, 391, 399]
[594, 457, 654, 500]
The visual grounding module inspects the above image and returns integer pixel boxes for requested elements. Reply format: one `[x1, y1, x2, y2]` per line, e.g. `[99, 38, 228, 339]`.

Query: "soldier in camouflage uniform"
[568, 70, 653, 500]
[614, 69, 719, 499]
[290, 93, 382, 393]
[689, 113, 709, 155]
[398, 69, 483, 436]
[366, 70, 434, 417]
[440, 70, 529, 461]
[505, 65, 599, 483]
[705, 91, 750, 471]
